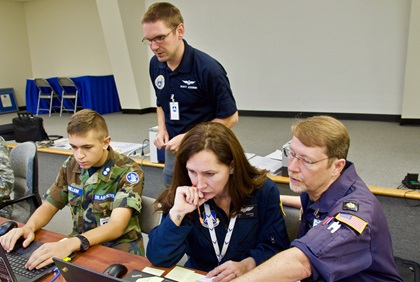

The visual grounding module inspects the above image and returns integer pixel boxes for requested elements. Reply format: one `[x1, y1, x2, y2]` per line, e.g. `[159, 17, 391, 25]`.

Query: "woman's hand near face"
[169, 186, 205, 226]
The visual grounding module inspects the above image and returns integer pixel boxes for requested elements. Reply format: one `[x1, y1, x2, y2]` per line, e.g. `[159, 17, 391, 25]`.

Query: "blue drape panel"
[26, 75, 121, 115]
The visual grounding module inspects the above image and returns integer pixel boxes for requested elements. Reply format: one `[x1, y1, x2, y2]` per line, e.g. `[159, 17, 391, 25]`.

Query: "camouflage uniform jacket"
[45, 146, 145, 255]
[0, 136, 14, 219]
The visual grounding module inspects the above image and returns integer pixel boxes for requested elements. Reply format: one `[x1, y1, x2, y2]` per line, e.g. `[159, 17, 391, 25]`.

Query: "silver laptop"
[0, 240, 56, 282]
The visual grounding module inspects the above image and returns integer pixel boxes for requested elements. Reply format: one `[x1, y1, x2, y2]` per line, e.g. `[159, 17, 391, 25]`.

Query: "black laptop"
[0, 240, 56, 282]
[53, 258, 176, 282]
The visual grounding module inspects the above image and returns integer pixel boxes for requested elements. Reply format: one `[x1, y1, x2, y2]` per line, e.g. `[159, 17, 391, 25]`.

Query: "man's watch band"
[76, 235, 90, 252]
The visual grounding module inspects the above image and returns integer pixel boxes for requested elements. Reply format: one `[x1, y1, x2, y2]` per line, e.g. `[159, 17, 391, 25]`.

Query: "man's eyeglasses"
[283, 147, 330, 168]
[142, 26, 177, 45]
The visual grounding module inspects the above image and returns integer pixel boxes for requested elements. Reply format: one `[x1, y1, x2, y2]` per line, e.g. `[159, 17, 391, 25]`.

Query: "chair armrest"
[0, 194, 38, 210]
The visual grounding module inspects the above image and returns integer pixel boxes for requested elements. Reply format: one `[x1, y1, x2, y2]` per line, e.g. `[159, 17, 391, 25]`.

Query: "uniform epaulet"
[335, 213, 368, 234]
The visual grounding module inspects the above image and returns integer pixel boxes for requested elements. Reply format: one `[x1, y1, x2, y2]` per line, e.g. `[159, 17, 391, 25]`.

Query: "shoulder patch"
[126, 172, 139, 184]
[335, 213, 368, 234]
[343, 201, 359, 212]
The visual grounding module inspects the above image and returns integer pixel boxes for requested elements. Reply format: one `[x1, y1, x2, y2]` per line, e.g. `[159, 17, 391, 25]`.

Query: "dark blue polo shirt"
[149, 40, 237, 139]
[291, 162, 402, 282]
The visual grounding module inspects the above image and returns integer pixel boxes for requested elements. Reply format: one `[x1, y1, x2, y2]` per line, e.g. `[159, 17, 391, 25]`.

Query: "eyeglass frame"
[142, 25, 178, 46]
[283, 147, 331, 168]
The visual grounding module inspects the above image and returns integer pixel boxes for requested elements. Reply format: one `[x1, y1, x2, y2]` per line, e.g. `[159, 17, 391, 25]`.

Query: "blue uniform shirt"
[149, 40, 237, 140]
[147, 178, 290, 272]
[291, 161, 402, 282]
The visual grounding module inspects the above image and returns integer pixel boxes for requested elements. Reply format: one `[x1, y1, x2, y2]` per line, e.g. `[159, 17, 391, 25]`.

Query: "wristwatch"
[76, 235, 90, 252]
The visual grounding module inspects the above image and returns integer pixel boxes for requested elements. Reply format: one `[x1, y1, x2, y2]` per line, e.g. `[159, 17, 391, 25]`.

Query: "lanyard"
[204, 203, 237, 264]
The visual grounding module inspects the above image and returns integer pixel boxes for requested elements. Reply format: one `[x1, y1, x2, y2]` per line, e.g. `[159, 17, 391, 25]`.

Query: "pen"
[197, 205, 203, 224]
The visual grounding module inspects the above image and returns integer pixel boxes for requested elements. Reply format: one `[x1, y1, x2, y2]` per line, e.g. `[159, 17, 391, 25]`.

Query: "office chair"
[0, 142, 42, 223]
[282, 205, 300, 241]
[139, 196, 162, 234]
[34, 78, 61, 116]
[57, 77, 80, 116]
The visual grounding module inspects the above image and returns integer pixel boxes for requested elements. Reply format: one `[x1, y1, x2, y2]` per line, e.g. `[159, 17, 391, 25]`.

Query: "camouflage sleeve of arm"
[0, 137, 14, 199]
[113, 161, 144, 214]
[45, 157, 71, 210]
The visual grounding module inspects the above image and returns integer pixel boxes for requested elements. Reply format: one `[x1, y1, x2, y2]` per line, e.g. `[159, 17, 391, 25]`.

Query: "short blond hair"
[67, 109, 108, 141]
[141, 2, 183, 28]
[291, 115, 350, 160]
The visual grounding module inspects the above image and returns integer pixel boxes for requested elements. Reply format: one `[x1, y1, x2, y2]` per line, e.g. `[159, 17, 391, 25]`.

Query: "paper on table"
[135, 277, 164, 281]
[245, 153, 256, 160]
[142, 267, 165, 276]
[248, 155, 282, 175]
[50, 138, 145, 156]
[164, 266, 202, 282]
[265, 149, 283, 160]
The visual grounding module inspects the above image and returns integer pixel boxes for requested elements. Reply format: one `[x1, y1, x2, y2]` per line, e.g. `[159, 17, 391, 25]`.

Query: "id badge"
[170, 102, 180, 120]
[100, 217, 110, 225]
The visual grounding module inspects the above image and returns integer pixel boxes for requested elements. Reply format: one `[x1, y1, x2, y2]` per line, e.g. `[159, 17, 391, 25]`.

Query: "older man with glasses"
[141, 2, 239, 189]
[233, 115, 402, 282]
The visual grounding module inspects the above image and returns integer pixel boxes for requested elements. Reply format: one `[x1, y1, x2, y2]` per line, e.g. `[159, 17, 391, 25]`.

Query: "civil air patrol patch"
[201, 210, 220, 228]
[343, 201, 359, 212]
[155, 75, 165, 90]
[335, 213, 368, 234]
[126, 172, 139, 184]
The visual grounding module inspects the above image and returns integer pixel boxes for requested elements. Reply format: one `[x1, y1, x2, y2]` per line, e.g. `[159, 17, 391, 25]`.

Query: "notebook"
[0, 240, 56, 282]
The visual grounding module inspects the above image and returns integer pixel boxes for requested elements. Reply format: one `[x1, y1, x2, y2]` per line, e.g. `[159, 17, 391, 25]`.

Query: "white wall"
[1, 0, 416, 117]
[96, 0, 151, 110]
[402, 0, 420, 119]
[24, 0, 112, 77]
[0, 0, 33, 108]
[160, 0, 410, 115]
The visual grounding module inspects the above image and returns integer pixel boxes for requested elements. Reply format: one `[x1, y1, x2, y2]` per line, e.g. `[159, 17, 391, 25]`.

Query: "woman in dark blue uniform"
[147, 122, 289, 281]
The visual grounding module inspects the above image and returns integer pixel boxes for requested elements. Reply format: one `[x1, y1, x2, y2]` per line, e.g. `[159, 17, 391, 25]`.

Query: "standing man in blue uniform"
[141, 2, 239, 188]
[234, 116, 402, 281]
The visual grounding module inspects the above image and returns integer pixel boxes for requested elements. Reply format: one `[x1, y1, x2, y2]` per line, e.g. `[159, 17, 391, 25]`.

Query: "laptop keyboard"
[5, 252, 49, 279]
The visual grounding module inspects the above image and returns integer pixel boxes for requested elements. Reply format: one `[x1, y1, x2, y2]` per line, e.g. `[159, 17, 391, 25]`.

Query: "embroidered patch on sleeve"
[343, 201, 359, 212]
[335, 213, 368, 234]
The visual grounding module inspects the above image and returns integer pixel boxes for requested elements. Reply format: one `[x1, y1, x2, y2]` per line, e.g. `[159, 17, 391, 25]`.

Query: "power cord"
[50, 267, 61, 282]
[141, 139, 150, 157]
[396, 175, 420, 207]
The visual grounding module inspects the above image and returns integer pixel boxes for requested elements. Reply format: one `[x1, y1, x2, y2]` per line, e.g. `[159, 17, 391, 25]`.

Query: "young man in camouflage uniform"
[0, 110, 145, 270]
[0, 136, 14, 219]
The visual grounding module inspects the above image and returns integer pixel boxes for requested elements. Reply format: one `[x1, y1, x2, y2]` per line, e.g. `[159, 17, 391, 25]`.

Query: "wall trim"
[238, 110, 401, 122]
[400, 119, 420, 125]
[121, 108, 155, 114]
[121, 108, 408, 123]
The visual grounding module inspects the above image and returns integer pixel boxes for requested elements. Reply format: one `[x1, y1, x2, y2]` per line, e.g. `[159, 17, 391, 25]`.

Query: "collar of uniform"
[157, 39, 192, 74]
[76, 146, 116, 183]
[96, 146, 116, 182]
[304, 161, 356, 214]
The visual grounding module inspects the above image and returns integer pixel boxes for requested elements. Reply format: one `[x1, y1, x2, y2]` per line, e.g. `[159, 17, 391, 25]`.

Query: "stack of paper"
[50, 138, 145, 157]
[247, 154, 283, 175]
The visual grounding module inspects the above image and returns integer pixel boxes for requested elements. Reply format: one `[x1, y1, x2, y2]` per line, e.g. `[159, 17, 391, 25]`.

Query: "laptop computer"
[53, 258, 176, 282]
[0, 240, 56, 282]
[53, 258, 123, 282]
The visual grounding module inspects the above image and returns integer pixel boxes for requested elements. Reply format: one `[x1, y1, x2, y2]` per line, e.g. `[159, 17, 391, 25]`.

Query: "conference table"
[25, 75, 121, 115]
[7, 144, 420, 201]
[0, 217, 205, 282]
